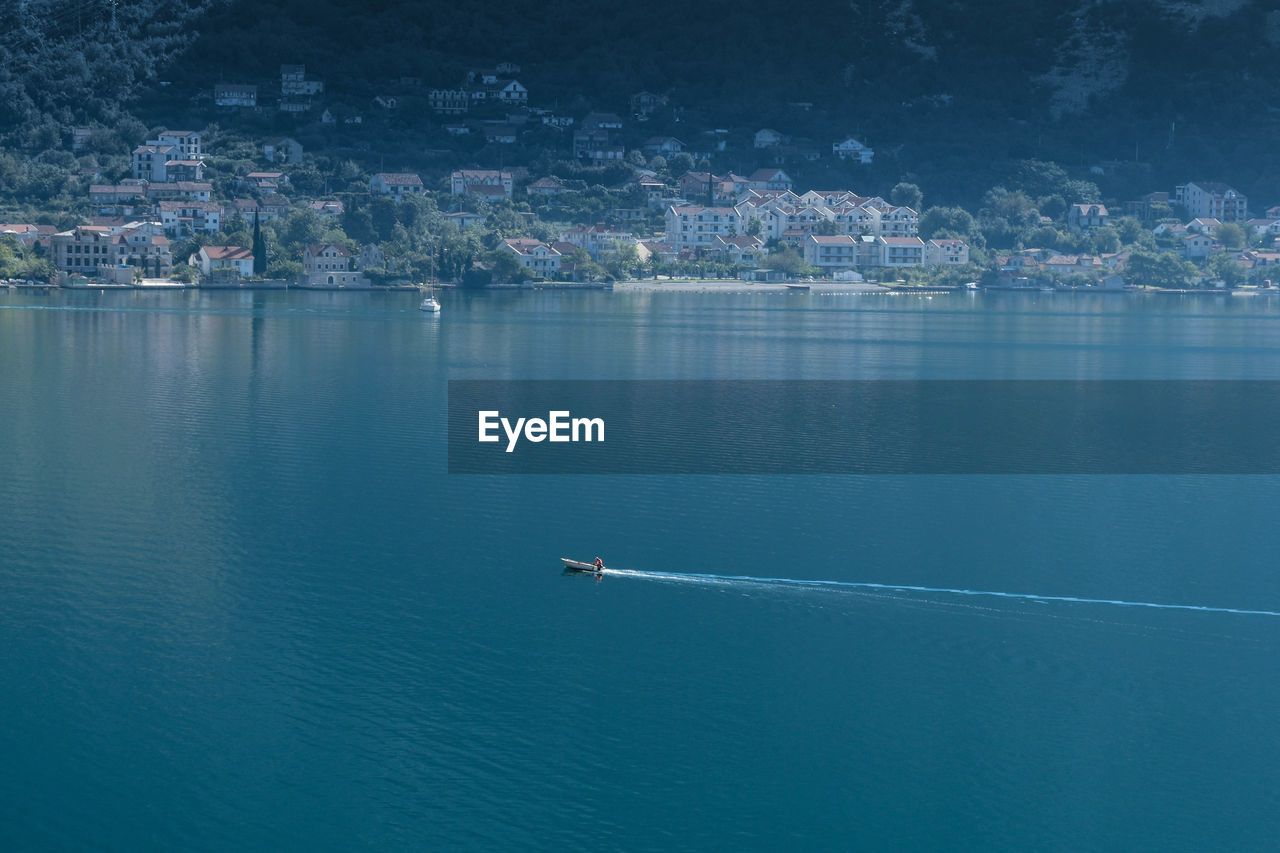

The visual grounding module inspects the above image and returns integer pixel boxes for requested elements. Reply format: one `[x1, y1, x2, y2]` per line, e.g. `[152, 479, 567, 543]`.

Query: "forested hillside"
[5, 0, 1280, 204]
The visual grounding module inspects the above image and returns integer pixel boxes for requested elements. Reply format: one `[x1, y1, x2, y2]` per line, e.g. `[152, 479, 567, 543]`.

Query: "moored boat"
[420, 296, 441, 312]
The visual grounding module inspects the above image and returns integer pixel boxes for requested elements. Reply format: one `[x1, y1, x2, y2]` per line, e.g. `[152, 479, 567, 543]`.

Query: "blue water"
[3, 287, 1280, 850]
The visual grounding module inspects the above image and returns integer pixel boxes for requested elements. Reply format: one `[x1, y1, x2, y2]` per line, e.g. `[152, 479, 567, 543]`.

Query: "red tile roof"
[203, 246, 252, 260]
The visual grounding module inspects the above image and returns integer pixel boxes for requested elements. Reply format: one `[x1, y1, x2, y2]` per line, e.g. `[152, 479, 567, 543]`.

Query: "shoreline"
[10, 280, 1280, 296]
[612, 279, 890, 293]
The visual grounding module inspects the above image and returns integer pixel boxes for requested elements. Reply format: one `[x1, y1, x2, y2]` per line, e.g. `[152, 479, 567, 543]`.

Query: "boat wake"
[600, 569, 1280, 618]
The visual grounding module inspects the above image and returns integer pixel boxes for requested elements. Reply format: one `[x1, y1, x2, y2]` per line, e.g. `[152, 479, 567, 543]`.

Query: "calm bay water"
[2, 287, 1280, 850]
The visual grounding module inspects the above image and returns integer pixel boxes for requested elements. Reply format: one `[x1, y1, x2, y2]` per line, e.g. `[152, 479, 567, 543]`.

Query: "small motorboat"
[420, 296, 441, 312]
[561, 558, 604, 573]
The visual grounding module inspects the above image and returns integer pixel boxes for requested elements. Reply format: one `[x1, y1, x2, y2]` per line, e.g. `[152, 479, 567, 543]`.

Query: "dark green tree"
[1125, 250, 1194, 288]
[252, 211, 267, 277]
[919, 206, 977, 241]
[1215, 222, 1248, 250]
[1206, 252, 1246, 287]
[890, 182, 923, 211]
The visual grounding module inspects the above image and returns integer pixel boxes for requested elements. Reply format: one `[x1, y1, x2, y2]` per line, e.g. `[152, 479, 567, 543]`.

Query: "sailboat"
[420, 253, 442, 312]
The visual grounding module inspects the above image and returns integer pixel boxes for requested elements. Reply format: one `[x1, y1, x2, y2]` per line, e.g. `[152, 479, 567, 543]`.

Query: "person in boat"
[593, 557, 604, 571]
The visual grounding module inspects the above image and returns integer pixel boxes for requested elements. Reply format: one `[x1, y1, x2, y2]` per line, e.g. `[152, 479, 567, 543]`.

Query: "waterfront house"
[300, 244, 368, 288]
[924, 238, 970, 267]
[501, 239, 562, 277]
[665, 205, 744, 251]
[804, 235, 859, 271]
[358, 244, 395, 274]
[874, 236, 925, 267]
[193, 245, 253, 280]
[1043, 254, 1103, 275]
[51, 223, 172, 280]
[638, 240, 677, 265]
[713, 235, 766, 265]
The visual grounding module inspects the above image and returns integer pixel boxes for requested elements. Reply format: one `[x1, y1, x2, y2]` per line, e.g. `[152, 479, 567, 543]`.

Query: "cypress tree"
[252, 210, 266, 277]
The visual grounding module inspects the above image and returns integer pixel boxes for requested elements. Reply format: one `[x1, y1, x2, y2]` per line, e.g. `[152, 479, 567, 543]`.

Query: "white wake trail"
[600, 569, 1280, 617]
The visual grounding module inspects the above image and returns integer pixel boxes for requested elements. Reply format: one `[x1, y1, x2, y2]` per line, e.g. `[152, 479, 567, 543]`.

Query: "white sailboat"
[420, 253, 442, 312]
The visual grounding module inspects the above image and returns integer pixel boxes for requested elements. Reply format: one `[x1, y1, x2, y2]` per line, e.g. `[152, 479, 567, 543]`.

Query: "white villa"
[192, 245, 253, 279]
[370, 173, 425, 200]
[832, 137, 874, 163]
[501, 239, 561, 276]
[924, 238, 970, 267]
[450, 169, 513, 199]
[300, 244, 369, 287]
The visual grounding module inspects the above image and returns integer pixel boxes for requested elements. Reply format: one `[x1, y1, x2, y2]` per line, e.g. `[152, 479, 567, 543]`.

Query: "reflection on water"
[2, 289, 1280, 850]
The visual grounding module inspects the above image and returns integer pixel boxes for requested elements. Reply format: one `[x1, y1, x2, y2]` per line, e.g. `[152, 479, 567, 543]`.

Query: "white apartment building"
[665, 205, 743, 250]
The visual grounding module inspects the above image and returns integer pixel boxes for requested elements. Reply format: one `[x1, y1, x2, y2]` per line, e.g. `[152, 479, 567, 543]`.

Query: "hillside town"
[4, 61, 1280, 291]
